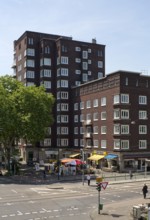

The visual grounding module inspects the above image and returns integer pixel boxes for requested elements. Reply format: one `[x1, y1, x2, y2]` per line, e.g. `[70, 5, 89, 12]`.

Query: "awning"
[105, 154, 118, 160]
[69, 153, 80, 158]
[88, 155, 104, 161]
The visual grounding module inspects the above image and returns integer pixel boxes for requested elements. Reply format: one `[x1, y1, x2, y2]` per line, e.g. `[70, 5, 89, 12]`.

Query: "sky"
[1, 0, 150, 76]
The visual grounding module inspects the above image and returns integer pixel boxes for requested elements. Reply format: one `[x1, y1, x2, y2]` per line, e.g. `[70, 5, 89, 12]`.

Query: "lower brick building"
[71, 70, 150, 172]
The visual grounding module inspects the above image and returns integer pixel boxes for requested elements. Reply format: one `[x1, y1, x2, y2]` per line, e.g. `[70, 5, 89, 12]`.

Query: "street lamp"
[80, 148, 85, 185]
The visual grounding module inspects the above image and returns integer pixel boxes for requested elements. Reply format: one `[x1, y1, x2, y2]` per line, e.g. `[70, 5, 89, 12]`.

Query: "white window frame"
[80, 101, 84, 109]
[139, 125, 147, 134]
[121, 110, 129, 119]
[114, 95, 120, 104]
[114, 124, 120, 134]
[101, 140, 106, 149]
[86, 100, 91, 109]
[93, 140, 99, 148]
[139, 140, 147, 149]
[101, 126, 107, 134]
[139, 110, 147, 119]
[121, 94, 129, 103]
[74, 127, 78, 134]
[121, 140, 129, 149]
[98, 61, 103, 68]
[82, 51, 88, 59]
[101, 97, 106, 106]
[61, 56, 68, 64]
[93, 99, 98, 107]
[74, 115, 78, 123]
[139, 96, 147, 105]
[74, 103, 78, 110]
[93, 126, 98, 134]
[114, 109, 120, 119]
[121, 125, 129, 134]
[114, 139, 120, 149]
[101, 111, 106, 120]
[93, 112, 99, 121]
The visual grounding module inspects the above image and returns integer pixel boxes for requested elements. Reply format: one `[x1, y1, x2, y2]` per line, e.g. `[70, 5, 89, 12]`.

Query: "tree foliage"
[0, 76, 55, 168]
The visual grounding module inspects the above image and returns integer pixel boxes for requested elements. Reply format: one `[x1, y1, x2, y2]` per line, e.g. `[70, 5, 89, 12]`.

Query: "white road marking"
[2, 215, 8, 218]
[25, 212, 30, 215]
[11, 189, 17, 193]
[17, 211, 23, 215]
[32, 211, 38, 214]
[10, 214, 15, 216]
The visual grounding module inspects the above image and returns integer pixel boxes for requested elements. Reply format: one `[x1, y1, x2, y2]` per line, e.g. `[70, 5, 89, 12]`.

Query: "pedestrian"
[129, 170, 133, 179]
[43, 168, 46, 179]
[142, 184, 148, 199]
[87, 174, 91, 186]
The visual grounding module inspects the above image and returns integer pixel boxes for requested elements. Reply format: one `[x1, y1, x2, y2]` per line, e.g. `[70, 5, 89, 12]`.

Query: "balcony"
[84, 120, 92, 125]
[84, 132, 92, 138]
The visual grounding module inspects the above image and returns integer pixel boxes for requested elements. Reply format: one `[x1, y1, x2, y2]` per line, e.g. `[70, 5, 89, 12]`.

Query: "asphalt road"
[0, 180, 149, 220]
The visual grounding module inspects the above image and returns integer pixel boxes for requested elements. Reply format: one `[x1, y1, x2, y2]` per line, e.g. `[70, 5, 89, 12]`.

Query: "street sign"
[96, 177, 103, 183]
[101, 182, 108, 190]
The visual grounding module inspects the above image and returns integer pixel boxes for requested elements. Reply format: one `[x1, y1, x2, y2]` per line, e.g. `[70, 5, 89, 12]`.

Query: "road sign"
[101, 182, 108, 190]
[96, 177, 103, 183]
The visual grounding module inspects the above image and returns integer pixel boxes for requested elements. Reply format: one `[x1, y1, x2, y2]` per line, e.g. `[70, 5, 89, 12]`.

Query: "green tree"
[0, 76, 55, 171]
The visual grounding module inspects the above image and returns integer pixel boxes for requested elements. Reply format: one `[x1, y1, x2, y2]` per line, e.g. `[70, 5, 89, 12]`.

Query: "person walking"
[87, 174, 91, 186]
[142, 184, 148, 199]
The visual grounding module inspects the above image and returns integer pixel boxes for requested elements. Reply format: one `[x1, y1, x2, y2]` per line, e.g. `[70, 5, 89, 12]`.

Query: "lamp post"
[80, 149, 85, 185]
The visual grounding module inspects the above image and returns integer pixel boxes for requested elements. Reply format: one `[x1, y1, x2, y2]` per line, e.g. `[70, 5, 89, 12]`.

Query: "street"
[0, 180, 149, 219]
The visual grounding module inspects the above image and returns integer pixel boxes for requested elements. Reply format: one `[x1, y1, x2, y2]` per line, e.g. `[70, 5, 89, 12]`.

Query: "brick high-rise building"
[12, 31, 105, 163]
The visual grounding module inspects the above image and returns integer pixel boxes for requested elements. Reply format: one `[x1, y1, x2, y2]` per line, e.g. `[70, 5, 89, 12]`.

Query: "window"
[139, 125, 147, 134]
[75, 58, 81, 63]
[45, 46, 50, 54]
[101, 126, 107, 134]
[61, 139, 68, 146]
[88, 71, 91, 75]
[93, 126, 98, 134]
[114, 124, 120, 134]
[114, 95, 120, 104]
[82, 62, 88, 70]
[125, 77, 128, 86]
[80, 114, 84, 122]
[121, 94, 129, 103]
[101, 140, 106, 148]
[93, 112, 99, 121]
[43, 69, 51, 77]
[88, 60, 91, 64]
[28, 38, 33, 45]
[114, 139, 120, 149]
[121, 125, 129, 134]
[98, 50, 103, 56]
[93, 99, 98, 107]
[139, 140, 147, 149]
[121, 140, 129, 149]
[74, 103, 78, 110]
[46, 127, 51, 135]
[82, 51, 88, 59]
[26, 48, 35, 56]
[27, 59, 35, 67]
[18, 64, 22, 72]
[18, 54, 22, 61]
[86, 139, 92, 148]
[75, 70, 81, 74]
[61, 103, 68, 111]
[101, 111, 106, 120]
[88, 48, 91, 53]
[86, 114, 91, 120]
[61, 115, 68, 123]
[61, 80, 68, 88]
[74, 115, 78, 122]
[43, 81, 51, 89]
[98, 72, 103, 79]
[114, 109, 120, 119]
[93, 140, 99, 148]
[80, 127, 84, 134]
[98, 61, 103, 68]
[75, 81, 81, 86]
[82, 73, 88, 82]
[62, 45, 67, 52]
[75, 47, 81, 51]
[80, 139, 84, 147]
[61, 91, 68, 99]
[44, 58, 51, 66]
[86, 100, 91, 108]
[26, 71, 35, 78]
[74, 139, 78, 146]
[101, 97, 106, 106]
[61, 127, 68, 134]
[139, 96, 147, 105]
[139, 111, 147, 119]
[26, 82, 34, 86]
[74, 127, 78, 134]
[121, 110, 129, 119]
[44, 138, 51, 146]
[61, 68, 68, 76]
[61, 56, 68, 64]
[80, 101, 84, 109]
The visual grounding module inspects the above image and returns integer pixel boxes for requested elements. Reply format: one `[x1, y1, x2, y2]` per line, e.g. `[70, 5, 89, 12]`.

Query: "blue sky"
[1, 0, 150, 76]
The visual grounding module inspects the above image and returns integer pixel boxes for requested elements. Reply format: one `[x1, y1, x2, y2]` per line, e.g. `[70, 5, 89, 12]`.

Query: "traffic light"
[96, 183, 101, 191]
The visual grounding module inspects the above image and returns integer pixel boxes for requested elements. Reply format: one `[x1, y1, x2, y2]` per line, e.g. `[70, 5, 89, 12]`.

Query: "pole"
[58, 148, 60, 180]
[98, 189, 100, 214]
[81, 149, 84, 185]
